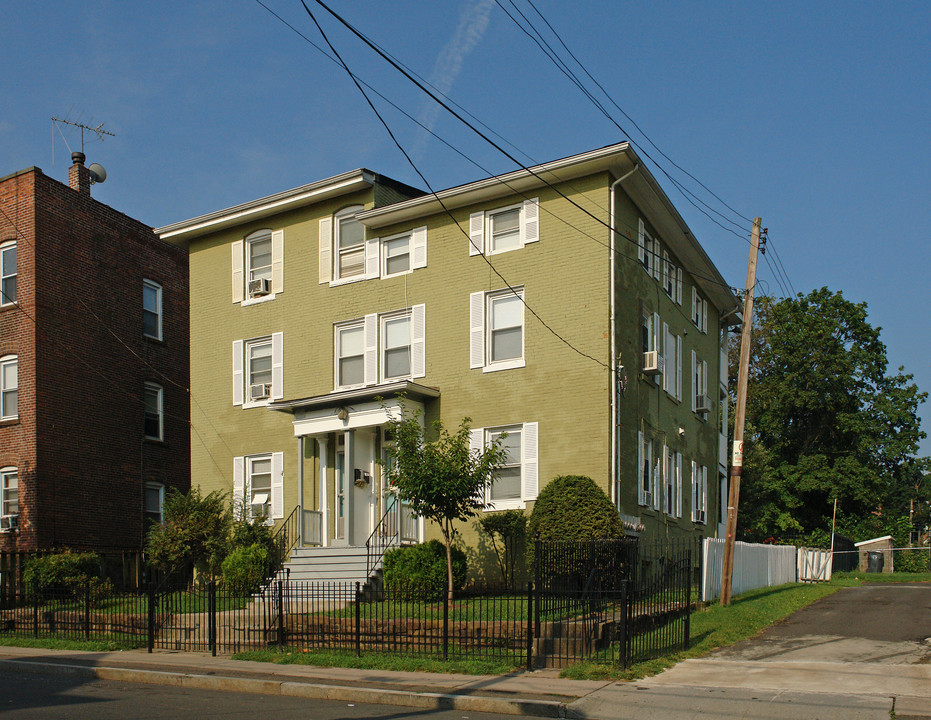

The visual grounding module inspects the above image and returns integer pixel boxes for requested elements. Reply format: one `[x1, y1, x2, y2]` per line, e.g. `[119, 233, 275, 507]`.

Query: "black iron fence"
[1, 538, 696, 669]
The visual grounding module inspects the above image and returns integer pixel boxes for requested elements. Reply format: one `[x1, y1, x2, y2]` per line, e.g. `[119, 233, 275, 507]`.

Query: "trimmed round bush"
[527, 475, 623, 543]
[383, 540, 466, 598]
[221, 543, 269, 595]
[23, 549, 106, 601]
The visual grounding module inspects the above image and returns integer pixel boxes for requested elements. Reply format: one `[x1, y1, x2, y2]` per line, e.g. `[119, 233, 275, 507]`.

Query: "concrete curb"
[1, 659, 571, 718]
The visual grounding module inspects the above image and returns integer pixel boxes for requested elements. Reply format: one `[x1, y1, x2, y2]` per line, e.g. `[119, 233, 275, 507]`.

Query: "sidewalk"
[2, 645, 929, 719]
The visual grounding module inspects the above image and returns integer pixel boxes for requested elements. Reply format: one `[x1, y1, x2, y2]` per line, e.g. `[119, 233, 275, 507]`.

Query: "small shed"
[854, 535, 894, 573]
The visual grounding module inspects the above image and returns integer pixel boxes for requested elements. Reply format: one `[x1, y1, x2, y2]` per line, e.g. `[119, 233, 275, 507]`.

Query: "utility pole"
[720, 217, 762, 606]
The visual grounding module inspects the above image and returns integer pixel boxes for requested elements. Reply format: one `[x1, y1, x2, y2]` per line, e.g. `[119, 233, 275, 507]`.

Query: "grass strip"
[233, 647, 521, 675]
[0, 636, 144, 652]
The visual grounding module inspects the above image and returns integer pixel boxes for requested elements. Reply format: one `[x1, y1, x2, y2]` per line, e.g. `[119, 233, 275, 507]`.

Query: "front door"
[332, 430, 375, 546]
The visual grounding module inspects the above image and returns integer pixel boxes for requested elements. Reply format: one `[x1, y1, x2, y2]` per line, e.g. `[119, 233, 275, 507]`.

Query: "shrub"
[23, 550, 108, 600]
[383, 540, 466, 598]
[527, 475, 623, 543]
[146, 488, 232, 576]
[221, 544, 270, 595]
[895, 548, 930, 573]
[478, 510, 527, 591]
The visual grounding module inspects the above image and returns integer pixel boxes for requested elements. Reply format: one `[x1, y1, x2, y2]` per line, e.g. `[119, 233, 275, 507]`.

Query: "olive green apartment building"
[157, 143, 737, 579]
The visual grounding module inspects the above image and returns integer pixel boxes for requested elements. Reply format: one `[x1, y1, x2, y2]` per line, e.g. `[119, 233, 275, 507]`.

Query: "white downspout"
[609, 164, 639, 508]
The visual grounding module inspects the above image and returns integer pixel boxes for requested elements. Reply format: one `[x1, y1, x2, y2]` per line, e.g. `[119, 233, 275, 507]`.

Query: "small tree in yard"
[147, 487, 233, 579]
[384, 404, 508, 600]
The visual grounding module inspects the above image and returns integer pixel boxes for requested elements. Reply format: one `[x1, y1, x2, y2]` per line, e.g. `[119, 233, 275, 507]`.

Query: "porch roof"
[267, 380, 440, 414]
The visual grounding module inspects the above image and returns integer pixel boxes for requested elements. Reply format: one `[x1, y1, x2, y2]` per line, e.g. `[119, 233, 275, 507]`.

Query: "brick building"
[0, 153, 189, 552]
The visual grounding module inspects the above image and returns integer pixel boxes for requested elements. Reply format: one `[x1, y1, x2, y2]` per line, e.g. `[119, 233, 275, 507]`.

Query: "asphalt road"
[0, 670, 550, 720]
[710, 582, 931, 664]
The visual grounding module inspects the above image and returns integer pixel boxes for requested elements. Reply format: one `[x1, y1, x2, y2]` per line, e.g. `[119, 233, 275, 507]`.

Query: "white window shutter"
[233, 457, 245, 515]
[231, 241, 244, 303]
[271, 452, 284, 520]
[661, 321, 669, 391]
[676, 268, 683, 305]
[364, 313, 377, 385]
[411, 226, 427, 269]
[521, 198, 539, 244]
[653, 457, 661, 510]
[469, 291, 485, 369]
[702, 360, 708, 396]
[691, 350, 697, 412]
[232, 340, 243, 405]
[637, 431, 644, 505]
[271, 230, 284, 294]
[271, 332, 284, 400]
[318, 217, 332, 284]
[691, 287, 697, 324]
[663, 251, 670, 289]
[691, 460, 698, 522]
[653, 240, 661, 281]
[411, 303, 426, 378]
[469, 211, 484, 256]
[702, 301, 708, 334]
[365, 235, 380, 279]
[676, 335, 682, 402]
[676, 452, 683, 518]
[637, 218, 645, 265]
[521, 422, 538, 501]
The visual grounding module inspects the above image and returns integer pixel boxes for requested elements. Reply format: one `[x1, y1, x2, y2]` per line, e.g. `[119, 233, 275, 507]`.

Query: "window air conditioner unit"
[250, 383, 271, 401]
[248, 278, 271, 296]
[0, 515, 18, 531]
[642, 351, 664, 376]
[695, 394, 712, 413]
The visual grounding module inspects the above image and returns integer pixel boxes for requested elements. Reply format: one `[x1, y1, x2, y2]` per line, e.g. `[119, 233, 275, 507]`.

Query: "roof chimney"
[69, 151, 91, 196]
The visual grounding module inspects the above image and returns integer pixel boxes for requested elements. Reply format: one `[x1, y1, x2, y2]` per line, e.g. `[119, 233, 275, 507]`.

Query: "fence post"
[147, 576, 155, 653]
[84, 577, 91, 640]
[526, 581, 534, 671]
[618, 579, 628, 669]
[32, 581, 39, 639]
[442, 588, 449, 662]
[277, 580, 285, 650]
[684, 547, 692, 651]
[209, 580, 217, 657]
[354, 582, 361, 658]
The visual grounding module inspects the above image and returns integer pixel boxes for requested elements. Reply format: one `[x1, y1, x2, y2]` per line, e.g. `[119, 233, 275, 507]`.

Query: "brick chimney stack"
[69, 151, 91, 196]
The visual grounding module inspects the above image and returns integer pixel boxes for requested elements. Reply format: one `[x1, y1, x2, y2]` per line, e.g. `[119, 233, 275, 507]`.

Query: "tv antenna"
[51, 115, 115, 158]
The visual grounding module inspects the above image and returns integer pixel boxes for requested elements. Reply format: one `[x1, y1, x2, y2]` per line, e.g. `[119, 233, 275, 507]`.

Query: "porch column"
[319, 435, 329, 548]
[297, 435, 304, 546]
[344, 428, 354, 543]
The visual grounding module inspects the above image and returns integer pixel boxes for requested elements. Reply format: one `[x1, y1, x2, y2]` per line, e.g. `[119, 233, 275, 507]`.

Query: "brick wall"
[0, 166, 190, 552]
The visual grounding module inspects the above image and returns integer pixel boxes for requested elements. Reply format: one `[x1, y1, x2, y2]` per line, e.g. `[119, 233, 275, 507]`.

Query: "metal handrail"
[365, 501, 401, 578]
[271, 506, 302, 575]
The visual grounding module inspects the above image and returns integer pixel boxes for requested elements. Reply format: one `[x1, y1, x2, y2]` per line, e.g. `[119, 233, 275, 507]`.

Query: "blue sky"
[3, 1, 929, 456]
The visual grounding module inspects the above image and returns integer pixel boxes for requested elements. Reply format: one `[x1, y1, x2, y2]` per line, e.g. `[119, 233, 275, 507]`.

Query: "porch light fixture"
[337, 407, 350, 421]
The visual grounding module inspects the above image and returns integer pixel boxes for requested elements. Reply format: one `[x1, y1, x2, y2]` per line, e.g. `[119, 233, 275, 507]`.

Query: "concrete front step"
[272, 545, 380, 588]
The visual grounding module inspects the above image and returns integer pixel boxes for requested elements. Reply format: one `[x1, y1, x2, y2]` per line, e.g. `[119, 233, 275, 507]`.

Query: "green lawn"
[0, 635, 145, 652]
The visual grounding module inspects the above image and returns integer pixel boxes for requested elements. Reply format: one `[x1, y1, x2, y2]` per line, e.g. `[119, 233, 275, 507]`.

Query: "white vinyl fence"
[701, 538, 797, 602]
[797, 547, 832, 582]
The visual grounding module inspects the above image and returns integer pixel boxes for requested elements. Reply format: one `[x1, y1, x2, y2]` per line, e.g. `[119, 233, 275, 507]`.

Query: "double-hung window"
[691, 287, 708, 333]
[691, 462, 707, 524]
[471, 422, 538, 510]
[383, 234, 411, 277]
[662, 323, 682, 401]
[232, 229, 284, 303]
[637, 432, 656, 508]
[663, 251, 683, 304]
[638, 219, 660, 279]
[233, 453, 284, 523]
[143, 383, 163, 441]
[470, 288, 525, 372]
[641, 312, 663, 383]
[144, 482, 164, 528]
[665, 448, 682, 517]
[0, 467, 17, 518]
[336, 206, 365, 280]
[232, 334, 283, 407]
[336, 306, 426, 389]
[1, 241, 16, 305]
[468, 199, 539, 256]
[336, 322, 365, 388]
[691, 351, 709, 417]
[143, 279, 162, 340]
[0, 355, 17, 420]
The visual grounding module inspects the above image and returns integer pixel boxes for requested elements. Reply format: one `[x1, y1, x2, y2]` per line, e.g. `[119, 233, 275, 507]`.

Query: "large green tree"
[383, 405, 508, 600]
[734, 288, 927, 541]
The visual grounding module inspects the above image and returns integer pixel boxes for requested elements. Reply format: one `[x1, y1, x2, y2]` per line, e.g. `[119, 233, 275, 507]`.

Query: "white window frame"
[641, 312, 662, 385]
[691, 350, 709, 418]
[144, 482, 165, 526]
[691, 287, 708, 333]
[335, 319, 367, 390]
[337, 305, 426, 390]
[0, 354, 17, 421]
[232, 333, 283, 408]
[233, 453, 284, 524]
[142, 279, 162, 341]
[637, 219, 659, 280]
[469, 198, 539, 256]
[691, 462, 707, 524]
[0, 466, 18, 520]
[381, 232, 412, 278]
[664, 448, 682, 518]
[637, 432, 654, 508]
[471, 422, 539, 511]
[233, 229, 283, 304]
[334, 205, 365, 282]
[380, 310, 412, 383]
[0, 240, 15, 306]
[143, 382, 163, 441]
[471, 288, 525, 373]
[663, 323, 682, 401]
